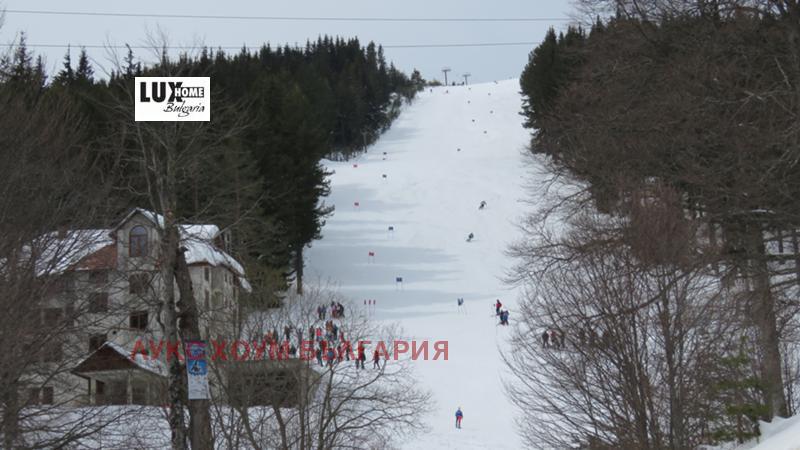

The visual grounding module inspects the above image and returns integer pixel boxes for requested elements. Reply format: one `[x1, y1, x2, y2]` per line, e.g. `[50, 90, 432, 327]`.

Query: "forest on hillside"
[0, 35, 424, 300]
[512, 1, 800, 448]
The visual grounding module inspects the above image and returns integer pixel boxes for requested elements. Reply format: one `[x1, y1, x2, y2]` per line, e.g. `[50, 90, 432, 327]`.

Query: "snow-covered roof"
[29, 229, 114, 276]
[111, 207, 165, 231]
[180, 224, 245, 278]
[107, 342, 168, 377]
[113, 208, 244, 275]
[13, 209, 250, 292]
[73, 341, 168, 377]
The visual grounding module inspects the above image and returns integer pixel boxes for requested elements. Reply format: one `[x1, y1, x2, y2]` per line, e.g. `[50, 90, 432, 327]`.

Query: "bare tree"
[209, 284, 431, 450]
[0, 69, 134, 447]
[506, 182, 754, 448]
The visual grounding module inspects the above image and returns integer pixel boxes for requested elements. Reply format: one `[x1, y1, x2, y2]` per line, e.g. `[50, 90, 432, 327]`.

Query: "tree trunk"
[295, 246, 304, 295]
[2, 388, 19, 450]
[161, 219, 189, 450]
[174, 234, 213, 450]
[745, 222, 788, 419]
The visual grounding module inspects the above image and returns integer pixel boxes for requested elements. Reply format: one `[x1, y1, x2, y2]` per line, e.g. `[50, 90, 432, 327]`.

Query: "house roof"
[29, 229, 114, 276]
[73, 342, 167, 378]
[113, 208, 247, 279]
[14, 208, 250, 291]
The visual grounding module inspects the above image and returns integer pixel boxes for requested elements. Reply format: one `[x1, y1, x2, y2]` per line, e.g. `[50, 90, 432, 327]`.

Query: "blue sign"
[188, 359, 208, 376]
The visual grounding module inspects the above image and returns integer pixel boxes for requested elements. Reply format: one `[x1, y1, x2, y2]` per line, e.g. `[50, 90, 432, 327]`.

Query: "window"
[129, 311, 148, 330]
[132, 381, 147, 404]
[129, 273, 150, 295]
[27, 388, 40, 405]
[41, 387, 54, 405]
[129, 226, 148, 257]
[95, 380, 106, 404]
[88, 293, 109, 313]
[204, 267, 210, 282]
[89, 334, 107, 352]
[88, 270, 108, 284]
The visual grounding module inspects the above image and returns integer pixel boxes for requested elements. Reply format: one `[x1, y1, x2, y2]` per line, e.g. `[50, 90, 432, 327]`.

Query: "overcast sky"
[0, 0, 576, 83]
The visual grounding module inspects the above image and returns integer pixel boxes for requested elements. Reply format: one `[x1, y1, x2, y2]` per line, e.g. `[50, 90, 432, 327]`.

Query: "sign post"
[185, 340, 210, 400]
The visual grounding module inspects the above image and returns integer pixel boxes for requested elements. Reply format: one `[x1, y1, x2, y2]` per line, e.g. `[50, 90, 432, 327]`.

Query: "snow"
[182, 228, 245, 278]
[710, 416, 800, 450]
[306, 80, 537, 449]
[750, 416, 800, 450]
[76, 342, 169, 377]
[31, 229, 113, 276]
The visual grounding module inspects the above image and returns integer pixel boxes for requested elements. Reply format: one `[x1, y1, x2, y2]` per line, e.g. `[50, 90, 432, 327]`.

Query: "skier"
[466, 232, 474, 242]
[357, 346, 367, 369]
[457, 297, 464, 312]
[373, 349, 382, 369]
[455, 407, 464, 429]
[500, 310, 509, 325]
[479, 200, 486, 210]
[495, 299, 502, 316]
[542, 329, 550, 348]
[326, 346, 336, 367]
[550, 330, 560, 349]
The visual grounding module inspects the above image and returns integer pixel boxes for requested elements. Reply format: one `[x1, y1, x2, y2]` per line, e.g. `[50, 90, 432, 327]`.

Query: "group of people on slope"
[317, 301, 345, 320]
[542, 328, 565, 349]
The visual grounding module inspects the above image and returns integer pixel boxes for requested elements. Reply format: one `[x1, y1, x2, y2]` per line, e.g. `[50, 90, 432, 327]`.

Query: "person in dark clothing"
[315, 347, 323, 366]
[550, 330, 560, 349]
[466, 232, 474, 242]
[495, 299, 502, 316]
[357, 347, 366, 369]
[542, 330, 550, 348]
[479, 200, 486, 210]
[373, 349, 381, 369]
[326, 347, 336, 367]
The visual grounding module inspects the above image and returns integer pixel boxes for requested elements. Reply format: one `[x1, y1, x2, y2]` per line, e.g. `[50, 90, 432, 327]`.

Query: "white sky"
[0, 0, 576, 83]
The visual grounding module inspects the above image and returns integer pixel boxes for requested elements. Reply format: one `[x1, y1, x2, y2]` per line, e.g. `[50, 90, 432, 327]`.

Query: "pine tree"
[53, 47, 75, 85]
[75, 48, 94, 84]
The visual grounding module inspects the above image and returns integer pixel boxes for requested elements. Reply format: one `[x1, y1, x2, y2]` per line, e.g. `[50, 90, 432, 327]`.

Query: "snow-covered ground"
[306, 79, 535, 449]
[707, 416, 800, 450]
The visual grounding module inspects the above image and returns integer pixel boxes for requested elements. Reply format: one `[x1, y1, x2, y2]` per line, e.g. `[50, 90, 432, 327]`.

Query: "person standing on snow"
[466, 232, 474, 242]
[357, 346, 366, 369]
[455, 407, 464, 429]
[479, 200, 486, 210]
[542, 330, 550, 348]
[373, 349, 382, 369]
[495, 299, 502, 316]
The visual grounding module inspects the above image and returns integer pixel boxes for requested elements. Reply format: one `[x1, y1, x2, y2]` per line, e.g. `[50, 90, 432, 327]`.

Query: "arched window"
[129, 226, 148, 257]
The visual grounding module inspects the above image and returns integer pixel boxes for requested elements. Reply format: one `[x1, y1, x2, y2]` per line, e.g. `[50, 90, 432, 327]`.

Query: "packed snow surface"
[307, 79, 537, 449]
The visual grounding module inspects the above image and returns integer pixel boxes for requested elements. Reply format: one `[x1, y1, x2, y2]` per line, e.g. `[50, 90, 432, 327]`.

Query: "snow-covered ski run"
[307, 79, 538, 449]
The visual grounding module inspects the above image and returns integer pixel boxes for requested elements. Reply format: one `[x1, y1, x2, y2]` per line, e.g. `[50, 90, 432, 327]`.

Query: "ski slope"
[306, 79, 536, 449]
